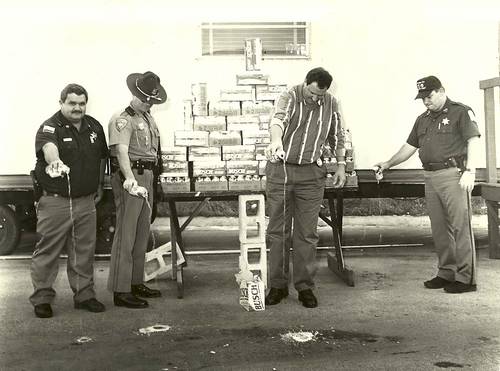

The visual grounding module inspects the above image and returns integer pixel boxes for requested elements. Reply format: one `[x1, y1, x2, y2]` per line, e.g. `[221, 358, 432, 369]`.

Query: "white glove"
[130, 185, 148, 199]
[45, 159, 70, 178]
[123, 178, 138, 193]
[459, 170, 475, 193]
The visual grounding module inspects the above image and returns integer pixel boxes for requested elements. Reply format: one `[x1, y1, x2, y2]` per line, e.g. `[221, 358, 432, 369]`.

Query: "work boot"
[444, 282, 477, 294]
[34, 303, 53, 318]
[131, 284, 161, 298]
[114, 293, 149, 308]
[298, 289, 318, 308]
[423, 276, 453, 289]
[265, 287, 289, 305]
[74, 298, 106, 313]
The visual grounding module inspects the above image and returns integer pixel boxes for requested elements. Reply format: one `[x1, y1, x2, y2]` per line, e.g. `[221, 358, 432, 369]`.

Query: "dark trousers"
[266, 161, 326, 291]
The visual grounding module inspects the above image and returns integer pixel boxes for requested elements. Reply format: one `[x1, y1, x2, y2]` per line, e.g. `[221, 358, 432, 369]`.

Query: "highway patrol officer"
[31, 83, 108, 318]
[375, 76, 481, 293]
[107, 71, 166, 308]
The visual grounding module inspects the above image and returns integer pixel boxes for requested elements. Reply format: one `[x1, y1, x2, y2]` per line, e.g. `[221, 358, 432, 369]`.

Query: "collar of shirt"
[427, 97, 451, 118]
[55, 111, 89, 132]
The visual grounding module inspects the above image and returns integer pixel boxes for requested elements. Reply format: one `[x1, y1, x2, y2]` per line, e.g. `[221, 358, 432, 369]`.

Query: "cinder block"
[143, 242, 186, 282]
[239, 242, 267, 288]
[238, 194, 266, 243]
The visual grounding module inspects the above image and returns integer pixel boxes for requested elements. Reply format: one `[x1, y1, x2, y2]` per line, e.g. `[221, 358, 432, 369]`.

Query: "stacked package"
[171, 76, 287, 192]
[159, 147, 190, 193]
[324, 128, 358, 188]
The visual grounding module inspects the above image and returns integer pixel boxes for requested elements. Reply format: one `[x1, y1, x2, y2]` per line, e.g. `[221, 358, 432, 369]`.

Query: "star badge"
[442, 118, 450, 126]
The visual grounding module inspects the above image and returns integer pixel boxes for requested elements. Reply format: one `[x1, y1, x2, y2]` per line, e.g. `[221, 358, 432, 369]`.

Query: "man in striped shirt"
[264, 67, 346, 308]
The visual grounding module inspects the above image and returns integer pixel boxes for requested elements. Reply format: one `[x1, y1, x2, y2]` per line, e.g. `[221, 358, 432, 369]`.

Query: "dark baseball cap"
[415, 75, 442, 99]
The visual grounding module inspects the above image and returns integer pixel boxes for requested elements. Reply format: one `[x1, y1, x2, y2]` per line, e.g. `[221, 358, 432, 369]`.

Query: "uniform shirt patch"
[89, 131, 97, 143]
[115, 118, 129, 131]
[43, 125, 55, 134]
[468, 110, 476, 121]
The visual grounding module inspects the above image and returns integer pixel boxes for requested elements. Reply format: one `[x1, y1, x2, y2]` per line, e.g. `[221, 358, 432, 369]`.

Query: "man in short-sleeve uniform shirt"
[107, 71, 166, 308]
[375, 76, 481, 293]
[30, 83, 108, 318]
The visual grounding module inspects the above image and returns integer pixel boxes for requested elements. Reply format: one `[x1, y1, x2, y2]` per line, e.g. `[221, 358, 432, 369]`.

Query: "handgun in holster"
[109, 158, 126, 183]
[447, 156, 466, 171]
[30, 170, 43, 202]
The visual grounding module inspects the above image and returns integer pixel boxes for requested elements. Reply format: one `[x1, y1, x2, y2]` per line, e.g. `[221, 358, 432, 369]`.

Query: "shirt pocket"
[132, 122, 149, 148]
[416, 125, 427, 144]
[436, 122, 455, 146]
[59, 137, 78, 163]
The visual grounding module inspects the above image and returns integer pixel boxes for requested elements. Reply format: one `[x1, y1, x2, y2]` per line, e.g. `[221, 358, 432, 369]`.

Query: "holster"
[30, 170, 43, 202]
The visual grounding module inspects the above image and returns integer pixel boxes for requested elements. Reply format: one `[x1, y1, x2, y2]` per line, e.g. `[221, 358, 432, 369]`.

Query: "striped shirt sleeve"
[270, 90, 293, 132]
[327, 98, 346, 161]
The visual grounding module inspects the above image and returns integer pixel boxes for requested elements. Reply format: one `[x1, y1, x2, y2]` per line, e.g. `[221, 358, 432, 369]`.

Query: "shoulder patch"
[468, 110, 476, 122]
[115, 118, 129, 132]
[43, 125, 55, 134]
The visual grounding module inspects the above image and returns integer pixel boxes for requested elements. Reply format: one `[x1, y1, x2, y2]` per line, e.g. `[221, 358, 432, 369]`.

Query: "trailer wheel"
[0, 205, 21, 255]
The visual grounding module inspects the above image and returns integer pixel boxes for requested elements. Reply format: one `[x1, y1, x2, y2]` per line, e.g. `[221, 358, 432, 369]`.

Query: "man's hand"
[459, 170, 475, 193]
[123, 178, 138, 193]
[45, 159, 70, 178]
[265, 141, 284, 161]
[333, 167, 346, 188]
[373, 161, 390, 172]
[130, 185, 148, 199]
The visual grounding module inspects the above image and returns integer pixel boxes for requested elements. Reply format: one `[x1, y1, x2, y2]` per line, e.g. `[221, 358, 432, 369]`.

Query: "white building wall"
[0, 0, 498, 174]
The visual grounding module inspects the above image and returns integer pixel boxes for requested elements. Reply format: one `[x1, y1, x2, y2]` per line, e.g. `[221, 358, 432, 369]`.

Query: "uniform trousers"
[424, 168, 476, 284]
[107, 168, 154, 293]
[30, 194, 97, 306]
[266, 161, 326, 291]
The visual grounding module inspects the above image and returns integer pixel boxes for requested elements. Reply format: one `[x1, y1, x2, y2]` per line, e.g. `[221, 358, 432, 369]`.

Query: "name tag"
[63, 138, 73, 142]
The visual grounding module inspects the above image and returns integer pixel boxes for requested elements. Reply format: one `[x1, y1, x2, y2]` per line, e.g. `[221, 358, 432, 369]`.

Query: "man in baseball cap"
[415, 75, 443, 99]
[375, 75, 481, 294]
[107, 71, 166, 308]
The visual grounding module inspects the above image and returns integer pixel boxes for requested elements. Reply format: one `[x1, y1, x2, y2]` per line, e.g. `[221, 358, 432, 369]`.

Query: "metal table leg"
[321, 193, 355, 286]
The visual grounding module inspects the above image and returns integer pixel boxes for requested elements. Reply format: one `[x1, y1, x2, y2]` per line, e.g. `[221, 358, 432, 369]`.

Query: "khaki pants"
[30, 194, 97, 306]
[266, 161, 326, 292]
[425, 168, 476, 284]
[107, 169, 153, 293]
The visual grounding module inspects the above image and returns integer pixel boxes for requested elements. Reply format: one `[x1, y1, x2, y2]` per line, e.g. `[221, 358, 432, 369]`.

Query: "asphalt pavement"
[1, 215, 499, 370]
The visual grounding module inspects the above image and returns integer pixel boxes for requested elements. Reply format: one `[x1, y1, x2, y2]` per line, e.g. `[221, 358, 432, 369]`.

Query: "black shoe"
[74, 298, 106, 313]
[424, 276, 453, 289]
[131, 284, 161, 298]
[265, 287, 289, 305]
[298, 289, 318, 308]
[113, 293, 149, 308]
[444, 281, 477, 293]
[34, 303, 53, 318]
